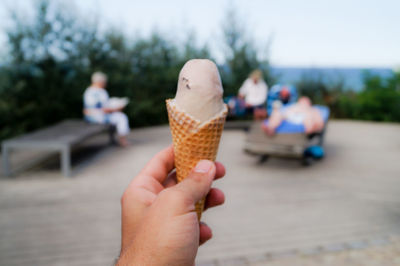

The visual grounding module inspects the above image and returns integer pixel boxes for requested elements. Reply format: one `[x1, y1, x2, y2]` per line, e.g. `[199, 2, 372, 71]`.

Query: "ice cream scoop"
[174, 59, 224, 123]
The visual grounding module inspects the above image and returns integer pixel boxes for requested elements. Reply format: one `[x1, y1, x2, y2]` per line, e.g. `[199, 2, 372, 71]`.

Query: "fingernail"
[194, 160, 212, 173]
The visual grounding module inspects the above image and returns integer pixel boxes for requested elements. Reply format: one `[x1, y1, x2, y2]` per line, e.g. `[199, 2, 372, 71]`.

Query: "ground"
[0, 120, 400, 266]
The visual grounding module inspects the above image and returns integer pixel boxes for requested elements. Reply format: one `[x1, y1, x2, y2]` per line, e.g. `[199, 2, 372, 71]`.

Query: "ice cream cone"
[166, 99, 228, 220]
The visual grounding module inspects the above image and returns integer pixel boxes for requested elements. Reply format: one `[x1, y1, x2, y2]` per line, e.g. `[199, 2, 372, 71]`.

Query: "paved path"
[0, 120, 400, 265]
[229, 237, 400, 266]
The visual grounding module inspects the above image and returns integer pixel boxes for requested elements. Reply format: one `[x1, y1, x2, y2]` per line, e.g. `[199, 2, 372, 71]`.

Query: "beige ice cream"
[174, 59, 224, 122]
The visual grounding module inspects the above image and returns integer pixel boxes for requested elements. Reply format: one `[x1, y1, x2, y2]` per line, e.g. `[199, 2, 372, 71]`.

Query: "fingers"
[140, 145, 175, 183]
[172, 160, 216, 205]
[199, 222, 212, 245]
[167, 161, 224, 185]
[215, 162, 226, 180]
[163, 161, 224, 189]
[204, 188, 225, 211]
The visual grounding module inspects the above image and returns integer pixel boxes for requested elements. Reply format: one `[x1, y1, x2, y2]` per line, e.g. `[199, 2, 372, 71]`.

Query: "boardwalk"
[1, 121, 400, 265]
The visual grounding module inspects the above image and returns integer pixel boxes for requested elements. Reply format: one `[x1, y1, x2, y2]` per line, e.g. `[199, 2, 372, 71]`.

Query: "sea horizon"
[270, 66, 395, 91]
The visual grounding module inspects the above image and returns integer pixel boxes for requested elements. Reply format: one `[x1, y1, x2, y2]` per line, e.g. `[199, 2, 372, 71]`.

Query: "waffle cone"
[166, 99, 228, 220]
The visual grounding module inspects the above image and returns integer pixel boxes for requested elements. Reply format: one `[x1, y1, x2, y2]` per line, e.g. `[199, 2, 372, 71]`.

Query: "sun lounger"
[244, 105, 330, 164]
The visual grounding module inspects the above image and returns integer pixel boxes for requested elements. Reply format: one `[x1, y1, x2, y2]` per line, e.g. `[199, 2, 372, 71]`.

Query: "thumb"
[173, 160, 216, 204]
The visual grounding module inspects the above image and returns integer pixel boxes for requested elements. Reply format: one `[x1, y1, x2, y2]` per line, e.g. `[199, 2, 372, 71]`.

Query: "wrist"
[117, 242, 164, 266]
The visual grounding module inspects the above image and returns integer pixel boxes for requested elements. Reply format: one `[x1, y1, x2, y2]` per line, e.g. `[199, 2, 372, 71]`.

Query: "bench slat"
[3, 120, 110, 146]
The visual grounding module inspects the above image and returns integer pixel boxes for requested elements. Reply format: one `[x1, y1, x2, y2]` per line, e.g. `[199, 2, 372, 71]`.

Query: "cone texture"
[166, 99, 227, 219]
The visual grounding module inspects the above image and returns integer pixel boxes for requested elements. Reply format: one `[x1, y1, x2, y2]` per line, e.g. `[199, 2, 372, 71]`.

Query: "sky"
[1, 0, 399, 68]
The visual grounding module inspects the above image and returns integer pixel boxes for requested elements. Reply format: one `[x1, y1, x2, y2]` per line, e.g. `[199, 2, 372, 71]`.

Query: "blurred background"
[1, 1, 400, 266]
[0, 0, 399, 140]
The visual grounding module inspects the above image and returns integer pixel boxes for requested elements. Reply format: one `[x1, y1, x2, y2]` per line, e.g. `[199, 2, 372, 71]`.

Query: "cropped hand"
[117, 145, 226, 265]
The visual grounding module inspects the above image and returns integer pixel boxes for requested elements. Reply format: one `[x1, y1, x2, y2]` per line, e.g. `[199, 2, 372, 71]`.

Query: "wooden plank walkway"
[0, 121, 400, 265]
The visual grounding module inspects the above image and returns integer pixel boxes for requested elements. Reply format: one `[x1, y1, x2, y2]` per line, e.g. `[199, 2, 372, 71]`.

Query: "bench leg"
[2, 144, 11, 177]
[61, 146, 71, 177]
[109, 125, 117, 145]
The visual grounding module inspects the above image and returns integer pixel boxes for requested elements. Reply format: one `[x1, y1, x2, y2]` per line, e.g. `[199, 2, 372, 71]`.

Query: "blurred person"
[279, 86, 291, 104]
[83, 72, 130, 147]
[238, 69, 268, 119]
[266, 84, 298, 115]
[116, 145, 226, 265]
[263, 96, 324, 135]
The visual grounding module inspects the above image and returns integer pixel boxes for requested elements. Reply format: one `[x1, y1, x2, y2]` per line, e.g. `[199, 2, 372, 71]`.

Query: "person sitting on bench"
[238, 70, 268, 120]
[83, 72, 130, 147]
[263, 97, 324, 136]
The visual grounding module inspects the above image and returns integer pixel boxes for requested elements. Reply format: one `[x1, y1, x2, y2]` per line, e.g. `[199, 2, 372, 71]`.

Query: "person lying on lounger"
[262, 97, 324, 136]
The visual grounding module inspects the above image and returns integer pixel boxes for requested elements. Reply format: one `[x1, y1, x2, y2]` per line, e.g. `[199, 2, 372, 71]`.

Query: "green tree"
[0, 0, 216, 140]
[356, 71, 400, 121]
[0, 0, 100, 140]
[0, 1, 280, 141]
[295, 70, 400, 121]
[219, 5, 274, 96]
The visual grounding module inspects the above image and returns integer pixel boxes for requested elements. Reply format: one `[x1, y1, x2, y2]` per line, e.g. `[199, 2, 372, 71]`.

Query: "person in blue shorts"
[263, 97, 324, 135]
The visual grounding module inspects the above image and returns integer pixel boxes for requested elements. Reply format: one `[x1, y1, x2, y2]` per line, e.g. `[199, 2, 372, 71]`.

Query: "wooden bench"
[2, 120, 116, 177]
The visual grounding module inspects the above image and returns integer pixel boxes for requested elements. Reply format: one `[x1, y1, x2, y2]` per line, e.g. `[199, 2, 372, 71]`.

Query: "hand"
[117, 145, 226, 265]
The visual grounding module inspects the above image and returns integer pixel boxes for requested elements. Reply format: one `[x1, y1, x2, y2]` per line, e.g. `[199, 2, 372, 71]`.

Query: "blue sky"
[1, 0, 399, 68]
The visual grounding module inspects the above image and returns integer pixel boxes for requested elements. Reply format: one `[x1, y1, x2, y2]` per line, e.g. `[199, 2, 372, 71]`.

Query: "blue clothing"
[83, 87, 109, 123]
[266, 84, 298, 114]
[263, 105, 330, 134]
[83, 86, 130, 136]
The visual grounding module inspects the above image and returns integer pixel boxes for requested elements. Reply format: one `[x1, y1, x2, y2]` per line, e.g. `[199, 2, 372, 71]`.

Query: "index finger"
[140, 145, 175, 183]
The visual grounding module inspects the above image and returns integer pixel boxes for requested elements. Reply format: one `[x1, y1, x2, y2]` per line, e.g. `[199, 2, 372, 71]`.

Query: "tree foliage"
[1, 1, 99, 140]
[356, 72, 400, 121]
[0, 0, 275, 140]
[219, 5, 274, 96]
[296, 71, 400, 121]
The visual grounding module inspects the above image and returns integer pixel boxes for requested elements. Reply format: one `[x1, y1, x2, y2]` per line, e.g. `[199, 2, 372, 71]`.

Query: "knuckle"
[120, 187, 138, 207]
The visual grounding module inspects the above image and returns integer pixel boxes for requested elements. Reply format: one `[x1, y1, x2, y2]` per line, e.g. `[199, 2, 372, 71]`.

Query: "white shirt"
[83, 86, 109, 122]
[239, 78, 268, 106]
